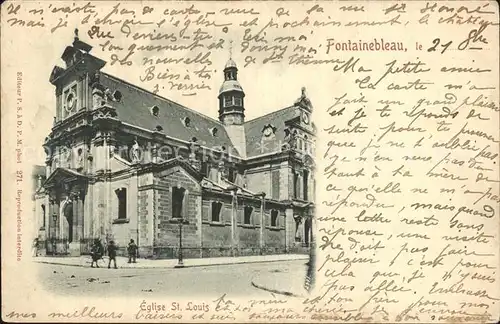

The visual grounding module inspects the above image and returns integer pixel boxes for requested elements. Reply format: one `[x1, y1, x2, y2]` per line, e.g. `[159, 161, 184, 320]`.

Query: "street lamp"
[170, 218, 189, 268]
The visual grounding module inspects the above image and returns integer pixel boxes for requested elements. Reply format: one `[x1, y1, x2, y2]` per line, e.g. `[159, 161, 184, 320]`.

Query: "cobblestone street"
[37, 259, 308, 298]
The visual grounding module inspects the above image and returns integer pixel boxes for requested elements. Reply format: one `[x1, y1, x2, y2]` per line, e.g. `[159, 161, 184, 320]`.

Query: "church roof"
[225, 58, 237, 69]
[244, 106, 300, 157]
[218, 79, 244, 96]
[99, 73, 241, 157]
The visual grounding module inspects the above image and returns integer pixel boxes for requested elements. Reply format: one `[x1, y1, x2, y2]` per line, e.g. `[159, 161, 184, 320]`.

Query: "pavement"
[251, 269, 309, 298]
[34, 254, 309, 297]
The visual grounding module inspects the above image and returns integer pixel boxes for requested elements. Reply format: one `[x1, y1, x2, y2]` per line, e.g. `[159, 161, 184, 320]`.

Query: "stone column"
[54, 199, 60, 240]
[86, 185, 94, 239]
[77, 195, 84, 240]
[55, 198, 62, 254]
[68, 192, 80, 256]
[106, 133, 116, 241]
[285, 208, 294, 253]
[72, 193, 77, 242]
[132, 171, 140, 256]
[298, 173, 303, 200]
[47, 198, 54, 253]
[230, 190, 237, 256]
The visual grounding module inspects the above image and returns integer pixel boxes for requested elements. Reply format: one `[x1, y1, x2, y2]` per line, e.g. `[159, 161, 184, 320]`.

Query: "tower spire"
[218, 53, 245, 126]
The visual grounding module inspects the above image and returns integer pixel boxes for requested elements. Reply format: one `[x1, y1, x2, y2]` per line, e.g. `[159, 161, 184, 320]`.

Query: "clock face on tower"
[302, 112, 310, 124]
[65, 91, 76, 112]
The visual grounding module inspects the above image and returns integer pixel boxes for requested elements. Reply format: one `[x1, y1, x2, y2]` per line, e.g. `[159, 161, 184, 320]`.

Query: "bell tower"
[218, 57, 245, 126]
[49, 28, 106, 123]
[218, 55, 247, 158]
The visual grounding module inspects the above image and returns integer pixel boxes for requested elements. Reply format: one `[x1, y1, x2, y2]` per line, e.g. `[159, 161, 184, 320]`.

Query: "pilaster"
[230, 190, 237, 256]
[285, 208, 294, 252]
[72, 192, 79, 241]
[259, 195, 265, 252]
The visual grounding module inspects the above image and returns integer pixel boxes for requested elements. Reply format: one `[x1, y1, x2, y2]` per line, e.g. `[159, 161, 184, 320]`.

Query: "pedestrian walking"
[127, 239, 138, 263]
[32, 238, 39, 257]
[107, 240, 118, 269]
[90, 238, 104, 268]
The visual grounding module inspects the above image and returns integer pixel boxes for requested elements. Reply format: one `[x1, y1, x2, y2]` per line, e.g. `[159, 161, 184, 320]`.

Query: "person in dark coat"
[127, 239, 138, 263]
[90, 239, 104, 268]
[107, 240, 118, 269]
[32, 238, 39, 257]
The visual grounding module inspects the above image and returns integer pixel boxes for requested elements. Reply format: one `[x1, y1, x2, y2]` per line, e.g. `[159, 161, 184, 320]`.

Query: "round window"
[66, 92, 76, 111]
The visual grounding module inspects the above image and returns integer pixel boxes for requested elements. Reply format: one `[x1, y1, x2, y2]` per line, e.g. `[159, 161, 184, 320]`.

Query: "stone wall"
[109, 175, 138, 248]
[245, 162, 291, 201]
[201, 198, 233, 251]
[153, 166, 202, 258]
[124, 165, 300, 259]
[246, 166, 271, 197]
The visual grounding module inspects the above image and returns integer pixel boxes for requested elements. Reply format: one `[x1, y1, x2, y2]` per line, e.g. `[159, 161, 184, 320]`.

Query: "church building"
[33, 31, 316, 258]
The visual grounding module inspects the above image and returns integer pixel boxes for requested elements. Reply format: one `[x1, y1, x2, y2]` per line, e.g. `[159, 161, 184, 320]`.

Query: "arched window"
[115, 188, 127, 219]
[211, 201, 223, 222]
[244, 206, 253, 225]
[41, 204, 46, 228]
[271, 210, 278, 227]
[172, 187, 186, 218]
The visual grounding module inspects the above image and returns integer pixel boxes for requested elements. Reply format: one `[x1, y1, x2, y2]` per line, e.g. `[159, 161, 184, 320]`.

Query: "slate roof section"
[99, 73, 241, 157]
[218, 79, 244, 96]
[244, 106, 300, 157]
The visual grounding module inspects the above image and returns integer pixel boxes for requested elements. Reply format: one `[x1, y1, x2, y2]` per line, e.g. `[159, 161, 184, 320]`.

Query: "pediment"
[43, 167, 88, 188]
[110, 155, 131, 172]
[153, 157, 203, 184]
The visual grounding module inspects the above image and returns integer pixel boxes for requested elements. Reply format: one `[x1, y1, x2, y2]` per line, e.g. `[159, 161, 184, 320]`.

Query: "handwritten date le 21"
[428, 23, 489, 54]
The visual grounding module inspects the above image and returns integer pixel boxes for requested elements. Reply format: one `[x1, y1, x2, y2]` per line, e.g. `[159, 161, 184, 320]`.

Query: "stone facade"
[33, 31, 315, 259]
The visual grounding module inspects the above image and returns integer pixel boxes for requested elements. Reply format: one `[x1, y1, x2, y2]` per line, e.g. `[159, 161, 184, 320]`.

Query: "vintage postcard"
[1, 0, 499, 322]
